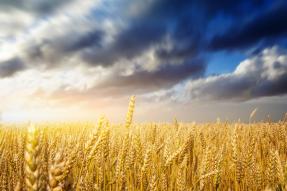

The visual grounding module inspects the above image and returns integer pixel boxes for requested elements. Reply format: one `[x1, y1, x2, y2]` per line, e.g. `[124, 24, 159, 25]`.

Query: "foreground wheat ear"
[125, 95, 136, 128]
[24, 124, 40, 191]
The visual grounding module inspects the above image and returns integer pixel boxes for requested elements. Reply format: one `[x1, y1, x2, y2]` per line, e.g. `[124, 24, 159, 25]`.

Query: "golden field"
[0, 97, 287, 191]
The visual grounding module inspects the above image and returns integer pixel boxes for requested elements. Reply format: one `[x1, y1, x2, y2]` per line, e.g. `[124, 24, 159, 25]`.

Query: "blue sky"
[0, 0, 286, 122]
[206, 51, 246, 75]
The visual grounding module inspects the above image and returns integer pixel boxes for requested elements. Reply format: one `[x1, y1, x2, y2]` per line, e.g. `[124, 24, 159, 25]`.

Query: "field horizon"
[0, 97, 286, 190]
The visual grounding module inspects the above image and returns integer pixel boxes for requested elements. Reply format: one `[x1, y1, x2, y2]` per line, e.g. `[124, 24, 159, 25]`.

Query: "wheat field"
[0, 96, 287, 191]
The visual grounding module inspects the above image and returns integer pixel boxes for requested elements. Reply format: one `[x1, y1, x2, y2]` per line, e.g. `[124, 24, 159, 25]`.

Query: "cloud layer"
[0, 0, 287, 122]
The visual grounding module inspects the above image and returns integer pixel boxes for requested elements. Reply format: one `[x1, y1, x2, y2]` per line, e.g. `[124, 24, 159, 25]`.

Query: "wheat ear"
[24, 124, 40, 191]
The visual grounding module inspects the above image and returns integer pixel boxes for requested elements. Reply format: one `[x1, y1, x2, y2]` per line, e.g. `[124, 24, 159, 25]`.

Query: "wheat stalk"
[24, 124, 40, 191]
[125, 95, 136, 129]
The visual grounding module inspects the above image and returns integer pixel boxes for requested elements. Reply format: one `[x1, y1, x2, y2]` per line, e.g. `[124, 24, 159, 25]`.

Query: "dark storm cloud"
[0, 58, 26, 77]
[94, 59, 205, 95]
[155, 15, 201, 61]
[209, 2, 287, 51]
[82, 21, 167, 66]
[189, 72, 287, 101]
[199, 0, 267, 16]
[22, 29, 106, 68]
[252, 68, 287, 97]
[62, 30, 104, 52]
[81, 0, 201, 66]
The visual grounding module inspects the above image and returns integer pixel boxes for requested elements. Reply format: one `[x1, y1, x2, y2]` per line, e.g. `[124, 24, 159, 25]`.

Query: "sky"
[0, 0, 287, 122]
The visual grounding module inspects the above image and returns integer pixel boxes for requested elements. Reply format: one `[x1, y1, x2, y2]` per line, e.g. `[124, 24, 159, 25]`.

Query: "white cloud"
[183, 46, 287, 101]
[0, 10, 33, 39]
